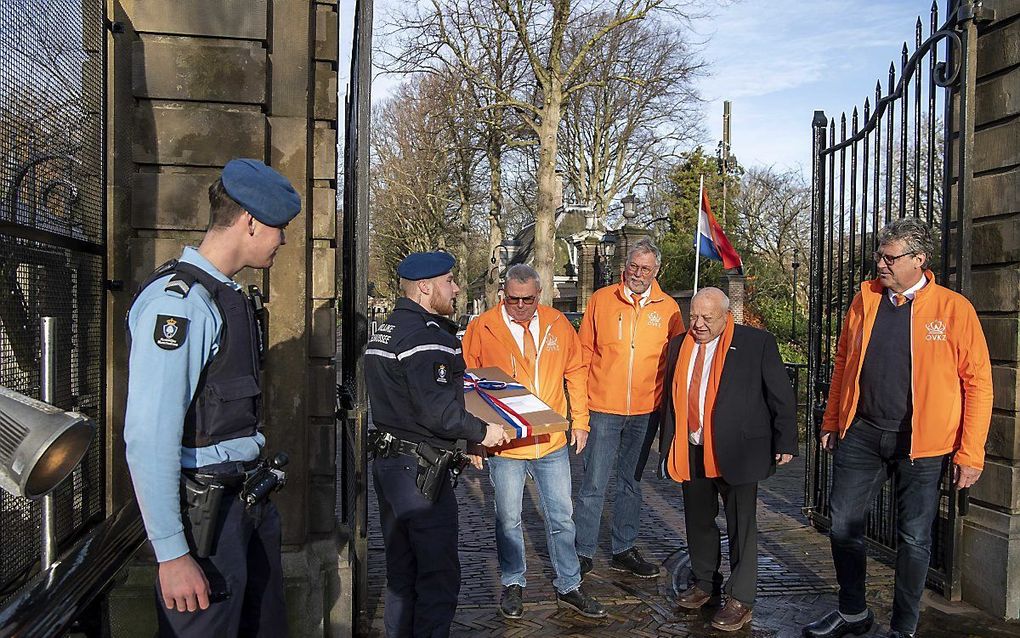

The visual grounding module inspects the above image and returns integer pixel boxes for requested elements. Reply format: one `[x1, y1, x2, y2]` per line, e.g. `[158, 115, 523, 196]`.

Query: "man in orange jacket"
[462, 264, 606, 620]
[574, 237, 685, 578]
[803, 218, 992, 638]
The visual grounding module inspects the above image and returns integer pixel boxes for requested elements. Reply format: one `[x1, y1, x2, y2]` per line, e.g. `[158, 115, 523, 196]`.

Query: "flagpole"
[693, 174, 704, 295]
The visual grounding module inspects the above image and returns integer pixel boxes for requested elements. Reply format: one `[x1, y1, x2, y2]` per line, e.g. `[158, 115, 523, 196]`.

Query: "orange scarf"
[666, 313, 735, 482]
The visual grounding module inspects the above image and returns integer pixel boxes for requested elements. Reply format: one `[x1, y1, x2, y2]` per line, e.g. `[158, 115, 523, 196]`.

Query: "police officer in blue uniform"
[365, 252, 509, 637]
[124, 158, 300, 637]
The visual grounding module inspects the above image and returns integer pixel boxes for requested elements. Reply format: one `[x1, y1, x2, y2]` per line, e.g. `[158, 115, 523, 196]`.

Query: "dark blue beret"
[397, 251, 456, 280]
[221, 158, 301, 227]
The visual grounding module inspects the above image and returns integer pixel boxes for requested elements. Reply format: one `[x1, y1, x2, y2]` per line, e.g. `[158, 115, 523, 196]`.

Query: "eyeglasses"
[505, 294, 536, 306]
[872, 251, 916, 266]
[626, 263, 655, 276]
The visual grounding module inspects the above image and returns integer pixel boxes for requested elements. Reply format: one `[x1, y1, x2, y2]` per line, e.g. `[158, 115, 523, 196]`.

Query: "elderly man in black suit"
[638, 287, 797, 632]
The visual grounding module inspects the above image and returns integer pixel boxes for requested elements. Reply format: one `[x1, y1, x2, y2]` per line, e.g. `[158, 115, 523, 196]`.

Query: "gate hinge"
[958, 1, 995, 24]
[104, 19, 125, 34]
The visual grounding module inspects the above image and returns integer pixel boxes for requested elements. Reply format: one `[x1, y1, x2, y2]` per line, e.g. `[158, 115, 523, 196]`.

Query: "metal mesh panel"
[0, 0, 105, 599]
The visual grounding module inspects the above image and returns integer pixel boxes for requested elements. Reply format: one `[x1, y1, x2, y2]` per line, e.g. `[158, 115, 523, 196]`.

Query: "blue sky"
[341, 0, 944, 176]
[697, 0, 943, 174]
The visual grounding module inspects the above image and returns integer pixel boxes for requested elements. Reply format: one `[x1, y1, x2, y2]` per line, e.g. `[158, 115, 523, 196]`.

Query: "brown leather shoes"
[676, 584, 713, 609]
[711, 598, 753, 632]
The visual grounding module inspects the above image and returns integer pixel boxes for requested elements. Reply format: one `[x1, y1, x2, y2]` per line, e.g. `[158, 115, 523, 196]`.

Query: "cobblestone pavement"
[364, 447, 1020, 637]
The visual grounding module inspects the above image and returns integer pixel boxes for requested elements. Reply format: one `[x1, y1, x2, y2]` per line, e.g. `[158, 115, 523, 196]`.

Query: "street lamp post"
[490, 239, 517, 288]
[791, 254, 801, 342]
[597, 233, 617, 288]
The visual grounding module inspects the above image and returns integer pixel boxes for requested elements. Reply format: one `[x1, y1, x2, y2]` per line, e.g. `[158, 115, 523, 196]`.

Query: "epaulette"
[164, 270, 198, 298]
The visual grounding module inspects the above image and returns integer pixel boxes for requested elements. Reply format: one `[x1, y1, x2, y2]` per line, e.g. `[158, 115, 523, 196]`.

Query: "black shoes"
[499, 584, 524, 619]
[610, 547, 660, 578]
[556, 586, 607, 618]
[578, 554, 594, 580]
[802, 609, 875, 638]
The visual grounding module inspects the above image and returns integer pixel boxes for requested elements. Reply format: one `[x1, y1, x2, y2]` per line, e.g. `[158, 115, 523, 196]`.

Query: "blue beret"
[221, 158, 301, 227]
[397, 251, 456, 280]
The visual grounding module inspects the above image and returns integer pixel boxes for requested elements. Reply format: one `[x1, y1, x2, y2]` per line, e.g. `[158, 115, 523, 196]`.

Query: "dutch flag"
[696, 185, 743, 272]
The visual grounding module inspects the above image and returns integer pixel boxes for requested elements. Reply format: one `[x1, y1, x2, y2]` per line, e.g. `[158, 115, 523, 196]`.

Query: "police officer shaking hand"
[366, 252, 508, 637]
[124, 159, 299, 637]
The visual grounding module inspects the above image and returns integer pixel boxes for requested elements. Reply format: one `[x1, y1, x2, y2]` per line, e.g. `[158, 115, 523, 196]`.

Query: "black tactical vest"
[132, 260, 267, 447]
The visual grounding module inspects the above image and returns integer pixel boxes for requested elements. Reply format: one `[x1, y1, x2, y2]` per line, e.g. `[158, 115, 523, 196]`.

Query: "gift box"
[464, 367, 569, 439]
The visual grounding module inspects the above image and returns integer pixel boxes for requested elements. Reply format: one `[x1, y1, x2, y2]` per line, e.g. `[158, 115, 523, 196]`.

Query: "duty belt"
[368, 430, 471, 502]
[367, 431, 435, 459]
[183, 460, 260, 490]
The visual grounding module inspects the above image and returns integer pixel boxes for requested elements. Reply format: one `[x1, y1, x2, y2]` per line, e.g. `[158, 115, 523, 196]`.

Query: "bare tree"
[731, 165, 811, 300]
[560, 16, 703, 218]
[384, 0, 699, 303]
[369, 77, 459, 289]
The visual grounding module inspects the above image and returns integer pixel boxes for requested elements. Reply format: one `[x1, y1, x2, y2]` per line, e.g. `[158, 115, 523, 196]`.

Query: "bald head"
[689, 287, 730, 344]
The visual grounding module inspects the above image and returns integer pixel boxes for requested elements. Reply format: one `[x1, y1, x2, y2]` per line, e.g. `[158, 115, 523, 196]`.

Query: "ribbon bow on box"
[464, 372, 533, 438]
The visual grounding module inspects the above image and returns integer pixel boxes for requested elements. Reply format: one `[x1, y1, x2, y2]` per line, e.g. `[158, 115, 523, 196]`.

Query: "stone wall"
[961, 0, 1020, 620]
[105, 0, 345, 634]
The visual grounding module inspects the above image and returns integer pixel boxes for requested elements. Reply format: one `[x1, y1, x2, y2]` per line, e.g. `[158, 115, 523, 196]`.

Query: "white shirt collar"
[623, 284, 652, 306]
[887, 273, 928, 304]
[501, 305, 538, 328]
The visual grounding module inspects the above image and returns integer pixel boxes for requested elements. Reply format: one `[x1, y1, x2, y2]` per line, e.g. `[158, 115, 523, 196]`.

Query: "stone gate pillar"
[721, 272, 746, 325]
[105, 1, 343, 634]
[961, 0, 1020, 619]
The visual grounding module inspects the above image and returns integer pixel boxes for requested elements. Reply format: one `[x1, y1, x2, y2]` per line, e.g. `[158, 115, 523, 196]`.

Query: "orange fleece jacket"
[579, 280, 685, 415]
[461, 304, 589, 460]
[822, 272, 992, 469]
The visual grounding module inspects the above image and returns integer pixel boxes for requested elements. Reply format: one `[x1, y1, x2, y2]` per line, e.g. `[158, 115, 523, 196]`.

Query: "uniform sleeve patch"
[154, 315, 190, 350]
[434, 362, 449, 385]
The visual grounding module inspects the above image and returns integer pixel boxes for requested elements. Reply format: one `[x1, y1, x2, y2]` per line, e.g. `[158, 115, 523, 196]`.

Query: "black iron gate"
[0, 0, 106, 600]
[339, 0, 373, 633]
[805, 0, 992, 600]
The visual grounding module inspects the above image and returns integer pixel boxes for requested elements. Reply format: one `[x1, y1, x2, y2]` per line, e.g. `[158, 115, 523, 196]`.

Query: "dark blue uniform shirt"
[365, 298, 486, 448]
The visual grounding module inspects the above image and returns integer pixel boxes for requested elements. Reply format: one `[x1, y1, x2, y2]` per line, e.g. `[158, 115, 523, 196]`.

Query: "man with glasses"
[461, 264, 606, 619]
[803, 218, 992, 638]
[574, 237, 685, 579]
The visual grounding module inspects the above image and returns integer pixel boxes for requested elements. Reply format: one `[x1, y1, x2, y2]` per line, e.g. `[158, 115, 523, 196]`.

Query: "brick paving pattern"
[364, 448, 1020, 637]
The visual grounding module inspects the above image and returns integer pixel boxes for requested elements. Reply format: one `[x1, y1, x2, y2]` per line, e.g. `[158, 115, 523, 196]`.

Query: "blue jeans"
[574, 411, 655, 557]
[488, 446, 581, 595]
[828, 420, 947, 635]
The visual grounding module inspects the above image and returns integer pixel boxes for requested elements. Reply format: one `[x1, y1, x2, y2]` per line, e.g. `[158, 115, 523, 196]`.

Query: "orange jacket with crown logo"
[822, 272, 992, 469]
[461, 304, 588, 460]
[579, 280, 685, 415]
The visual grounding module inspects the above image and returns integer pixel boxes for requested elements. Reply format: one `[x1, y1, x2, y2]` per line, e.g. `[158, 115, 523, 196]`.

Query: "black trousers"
[156, 496, 286, 637]
[681, 443, 759, 606]
[374, 453, 460, 638]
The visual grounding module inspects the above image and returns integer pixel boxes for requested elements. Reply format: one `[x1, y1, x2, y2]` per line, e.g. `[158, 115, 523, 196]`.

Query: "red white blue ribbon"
[464, 373, 532, 438]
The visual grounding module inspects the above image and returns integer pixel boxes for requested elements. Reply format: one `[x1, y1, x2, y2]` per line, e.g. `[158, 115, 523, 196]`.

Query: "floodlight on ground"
[0, 386, 94, 499]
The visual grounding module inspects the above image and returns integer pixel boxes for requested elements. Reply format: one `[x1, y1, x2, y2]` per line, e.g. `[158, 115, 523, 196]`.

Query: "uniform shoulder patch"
[434, 362, 449, 385]
[154, 314, 190, 350]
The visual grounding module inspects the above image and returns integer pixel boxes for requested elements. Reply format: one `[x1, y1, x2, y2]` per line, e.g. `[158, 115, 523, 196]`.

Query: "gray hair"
[627, 237, 662, 267]
[691, 287, 731, 311]
[505, 263, 541, 290]
[877, 218, 936, 269]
